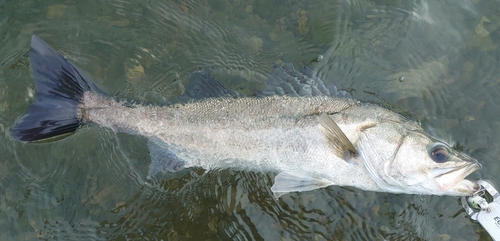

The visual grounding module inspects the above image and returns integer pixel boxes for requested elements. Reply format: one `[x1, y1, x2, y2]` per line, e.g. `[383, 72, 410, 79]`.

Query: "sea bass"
[11, 36, 481, 197]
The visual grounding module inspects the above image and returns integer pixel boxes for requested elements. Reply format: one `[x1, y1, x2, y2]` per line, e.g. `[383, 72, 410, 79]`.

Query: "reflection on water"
[1, 0, 500, 240]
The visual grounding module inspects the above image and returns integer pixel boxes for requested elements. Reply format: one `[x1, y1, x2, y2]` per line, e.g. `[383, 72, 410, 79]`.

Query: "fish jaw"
[432, 161, 481, 195]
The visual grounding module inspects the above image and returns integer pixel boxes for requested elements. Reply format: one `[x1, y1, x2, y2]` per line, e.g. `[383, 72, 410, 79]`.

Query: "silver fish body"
[12, 36, 481, 197]
[81, 90, 480, 196]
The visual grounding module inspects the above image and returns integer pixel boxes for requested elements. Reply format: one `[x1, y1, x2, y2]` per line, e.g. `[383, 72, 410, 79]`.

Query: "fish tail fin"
[11, 35, 104, 142]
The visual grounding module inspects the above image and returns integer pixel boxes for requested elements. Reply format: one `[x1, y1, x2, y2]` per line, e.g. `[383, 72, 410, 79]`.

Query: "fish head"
[359, 121, 481, 196]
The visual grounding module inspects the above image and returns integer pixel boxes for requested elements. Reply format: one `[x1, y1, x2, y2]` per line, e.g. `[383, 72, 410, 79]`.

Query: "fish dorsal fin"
[271, 172, 334, 198]
[177, 69, 240, 102]
[319, 113, 358, 161]
[257, 60, 350, 97]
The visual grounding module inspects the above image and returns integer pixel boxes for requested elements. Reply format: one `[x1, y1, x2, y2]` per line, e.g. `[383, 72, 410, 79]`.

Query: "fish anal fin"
[319, 113, 358, 161]
[271, 172, 333, 198]
[147, 138, 185, 178]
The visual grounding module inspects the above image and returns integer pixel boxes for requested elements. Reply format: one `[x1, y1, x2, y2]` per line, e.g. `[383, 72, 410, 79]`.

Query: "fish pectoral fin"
[270, 172, 334, 198]
[147, 138, 186, 178]
[319, 113, 358, 161]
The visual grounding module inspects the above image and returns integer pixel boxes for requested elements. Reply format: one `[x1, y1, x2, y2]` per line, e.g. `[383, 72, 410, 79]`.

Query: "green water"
[1, 0, 500, 240]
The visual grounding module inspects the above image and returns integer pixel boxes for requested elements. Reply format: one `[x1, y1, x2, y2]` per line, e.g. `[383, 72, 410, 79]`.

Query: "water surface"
[1, 0, 500, 240]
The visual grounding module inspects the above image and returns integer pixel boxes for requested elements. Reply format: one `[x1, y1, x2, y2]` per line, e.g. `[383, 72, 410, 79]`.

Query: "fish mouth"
[432, 162, 482, 195]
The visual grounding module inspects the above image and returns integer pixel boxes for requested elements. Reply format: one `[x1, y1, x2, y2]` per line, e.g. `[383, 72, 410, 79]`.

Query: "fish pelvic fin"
[271, 172, 334, 198]
[319, 113, 358, 161]
[11, 35, 104, 142]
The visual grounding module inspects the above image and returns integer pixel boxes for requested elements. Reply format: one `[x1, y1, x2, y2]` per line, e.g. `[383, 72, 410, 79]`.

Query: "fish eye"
[429, 144, 449, 163]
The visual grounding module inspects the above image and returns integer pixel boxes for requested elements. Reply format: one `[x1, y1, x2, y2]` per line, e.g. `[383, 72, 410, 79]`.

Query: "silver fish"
[12, 36, 481, 197]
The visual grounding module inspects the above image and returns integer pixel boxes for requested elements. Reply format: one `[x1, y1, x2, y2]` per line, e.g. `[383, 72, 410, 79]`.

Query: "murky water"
[1, 0, 500, 240]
